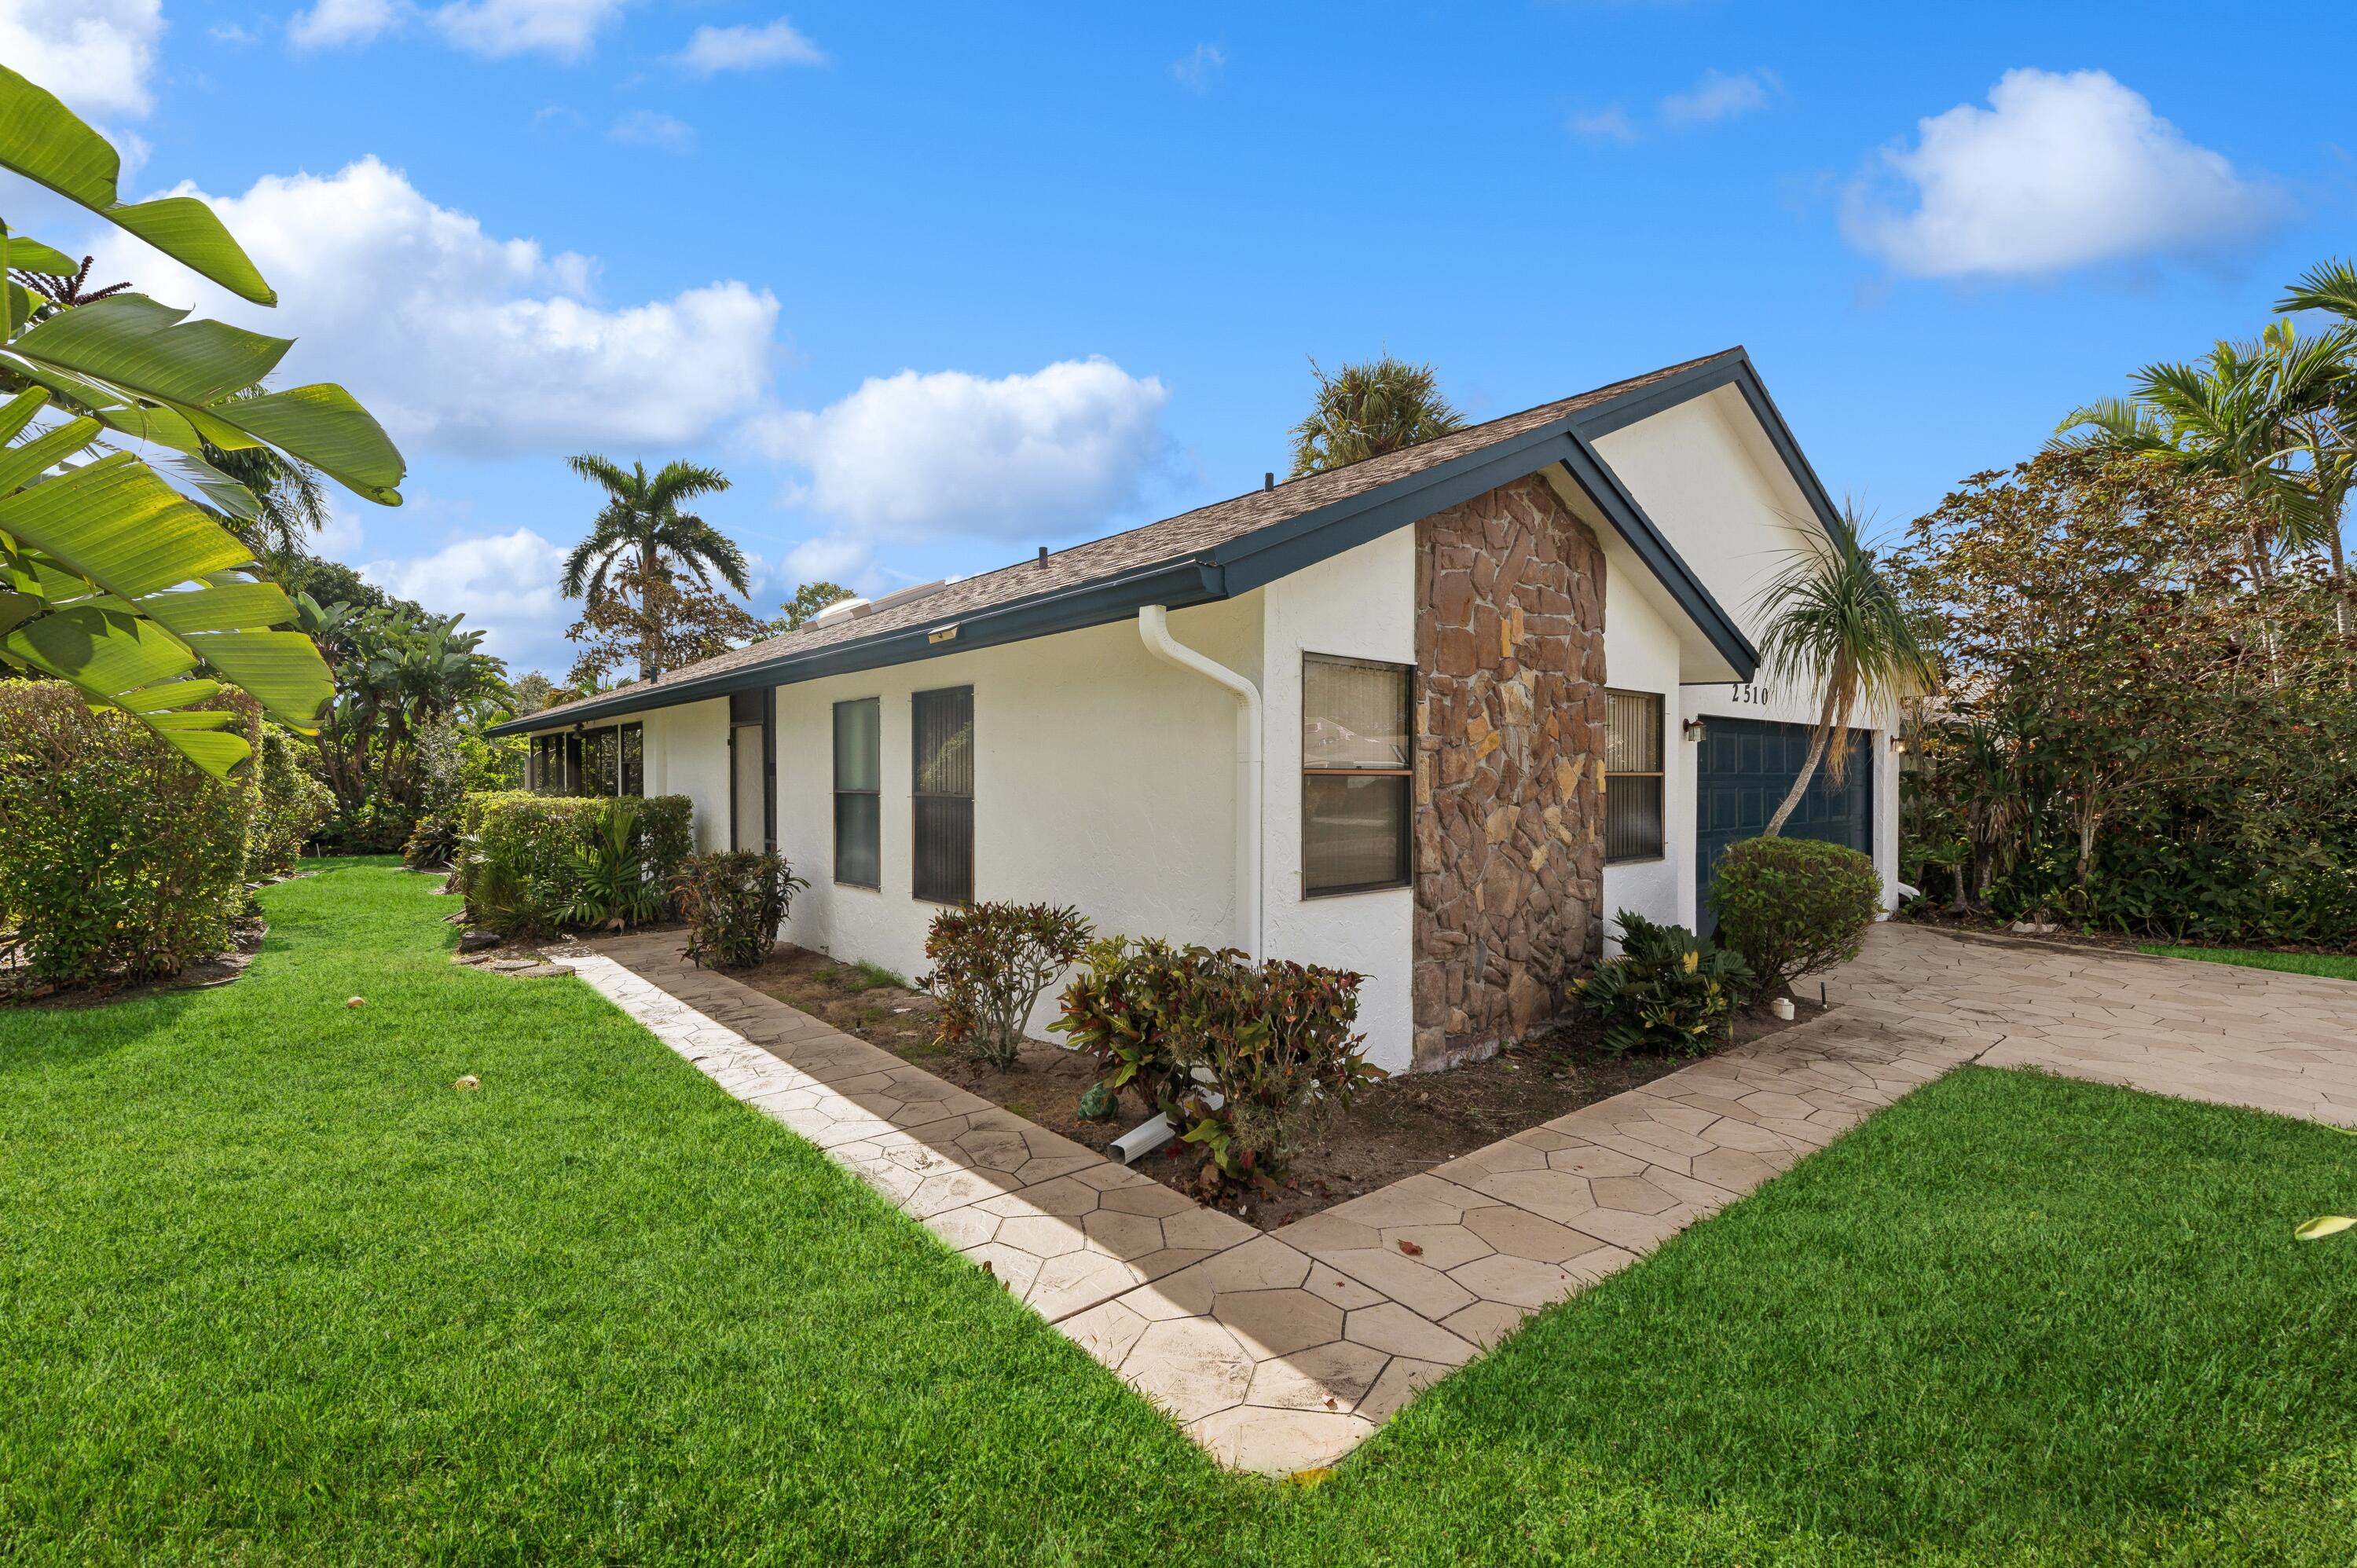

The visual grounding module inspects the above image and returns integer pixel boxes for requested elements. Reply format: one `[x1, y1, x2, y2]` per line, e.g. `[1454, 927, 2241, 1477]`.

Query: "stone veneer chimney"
[1409, 473, 1608, 1071]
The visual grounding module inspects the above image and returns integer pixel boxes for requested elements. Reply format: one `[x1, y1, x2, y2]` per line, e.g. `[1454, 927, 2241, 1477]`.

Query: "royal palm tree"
[1288, 354, 1465, 477]
[1756, 505, 1936, 838]
[561, 455, 747, 681]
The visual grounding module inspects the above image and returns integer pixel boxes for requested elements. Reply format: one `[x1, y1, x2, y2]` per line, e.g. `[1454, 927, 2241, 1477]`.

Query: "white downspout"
[1137, 605, 1262, 960]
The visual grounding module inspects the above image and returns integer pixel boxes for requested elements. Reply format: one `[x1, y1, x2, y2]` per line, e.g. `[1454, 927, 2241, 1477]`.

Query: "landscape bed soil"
[735, 944, 1827, 1230]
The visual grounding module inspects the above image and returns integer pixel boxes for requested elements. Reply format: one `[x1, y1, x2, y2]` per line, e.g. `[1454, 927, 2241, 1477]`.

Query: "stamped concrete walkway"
[561, 922, 2354, 1476]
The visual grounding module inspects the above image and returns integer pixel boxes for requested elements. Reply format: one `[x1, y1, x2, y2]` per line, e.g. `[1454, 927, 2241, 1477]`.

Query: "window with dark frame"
[833, 697, 882, 888]
[619, 722, 643, 797]
[911, 686, 973, 905]
[1303, 654, 1412, 896]
[1605, 689, 1666, 862]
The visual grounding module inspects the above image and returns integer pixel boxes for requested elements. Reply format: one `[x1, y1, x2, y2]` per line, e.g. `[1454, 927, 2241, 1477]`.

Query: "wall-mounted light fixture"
[1681, 718, 1707, 743]
[1890, 735, 1912, 755]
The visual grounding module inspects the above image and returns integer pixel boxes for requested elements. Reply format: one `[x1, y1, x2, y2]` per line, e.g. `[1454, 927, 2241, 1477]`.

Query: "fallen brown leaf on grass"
[345, 996, 365, 1009]
[453, 1075, 480, 1091]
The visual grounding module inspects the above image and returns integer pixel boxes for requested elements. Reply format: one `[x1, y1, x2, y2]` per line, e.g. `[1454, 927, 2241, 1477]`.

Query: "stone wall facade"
[1409, 474, 1608, 1071]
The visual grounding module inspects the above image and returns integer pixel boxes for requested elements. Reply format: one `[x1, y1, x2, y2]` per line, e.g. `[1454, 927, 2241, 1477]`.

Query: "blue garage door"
[1695, 716, 1871, 937]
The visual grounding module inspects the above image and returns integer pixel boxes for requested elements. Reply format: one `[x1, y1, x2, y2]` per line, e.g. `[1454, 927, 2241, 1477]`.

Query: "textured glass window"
[1605, 689, 1665, 862]
[1303, 654, 1411, 896]
[834, 698, 882, 888]
[911, 687, 973, 904]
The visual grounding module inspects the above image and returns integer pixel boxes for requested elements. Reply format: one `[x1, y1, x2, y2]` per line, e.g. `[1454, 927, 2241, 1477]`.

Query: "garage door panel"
[1695, 716, 1872, 937]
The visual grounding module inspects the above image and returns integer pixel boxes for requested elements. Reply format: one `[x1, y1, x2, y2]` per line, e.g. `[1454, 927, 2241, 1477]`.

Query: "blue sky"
[17, 0, 2356, 674]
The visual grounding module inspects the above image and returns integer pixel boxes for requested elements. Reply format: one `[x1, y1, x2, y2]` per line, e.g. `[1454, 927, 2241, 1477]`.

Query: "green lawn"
[2139, 943, 2357, 983]
[5, 861, 2355, 1565]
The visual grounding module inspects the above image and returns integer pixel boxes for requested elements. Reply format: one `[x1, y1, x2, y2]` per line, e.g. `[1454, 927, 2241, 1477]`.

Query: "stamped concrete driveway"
[1826, 923, 2357, 1129]
[559, 919, 2355, 1478]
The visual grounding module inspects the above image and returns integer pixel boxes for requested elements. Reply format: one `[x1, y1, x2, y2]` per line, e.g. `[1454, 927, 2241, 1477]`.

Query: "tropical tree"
[1755, 505, 1935, 838]
[566, 566, 761, 689]
[772, 578, 855, 632]
[1288, 354, 1464, 477]
[2276, 262, 2357, 632]
[561, 455, 745, 681]
[0, 64, 404, 776]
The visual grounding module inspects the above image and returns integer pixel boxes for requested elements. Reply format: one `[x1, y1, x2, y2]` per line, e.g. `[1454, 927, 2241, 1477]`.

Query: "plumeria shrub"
[675, 852, 808, 969]
[1054, 937, 1384, 1186]
[0, 682, 261, 985]
[1576, 911, 1750, 1057]
[1710, 837, 1882, 998]
[919, 902, 1094, 1069]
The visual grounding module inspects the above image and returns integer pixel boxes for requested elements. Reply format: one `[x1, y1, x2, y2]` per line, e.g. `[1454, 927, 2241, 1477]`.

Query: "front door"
[1693, 716, 1871, 936]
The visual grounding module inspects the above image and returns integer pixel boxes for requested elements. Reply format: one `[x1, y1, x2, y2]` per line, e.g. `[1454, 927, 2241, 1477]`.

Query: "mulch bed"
[0, 916, 268, 1008]
[735, 945, 1829, 1230]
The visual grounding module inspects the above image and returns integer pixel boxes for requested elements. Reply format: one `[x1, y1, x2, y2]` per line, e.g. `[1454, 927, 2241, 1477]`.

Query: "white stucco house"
[494, 348, 1896, 1075]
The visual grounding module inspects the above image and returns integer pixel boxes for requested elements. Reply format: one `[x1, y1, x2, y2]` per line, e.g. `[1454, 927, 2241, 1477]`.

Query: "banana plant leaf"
[5, 295, 405, 503]
[0, 388, 332, 774]
[0, 64, 276, 306]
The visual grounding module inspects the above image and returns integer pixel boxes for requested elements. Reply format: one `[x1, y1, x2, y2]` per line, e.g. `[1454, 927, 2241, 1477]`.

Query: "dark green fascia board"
[1573, 348, 1846, 544]
[488, 555, 1225, 735]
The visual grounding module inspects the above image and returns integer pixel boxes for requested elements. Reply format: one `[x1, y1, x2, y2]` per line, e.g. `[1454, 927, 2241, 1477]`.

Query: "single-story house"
[493, 347, 1895, 1075]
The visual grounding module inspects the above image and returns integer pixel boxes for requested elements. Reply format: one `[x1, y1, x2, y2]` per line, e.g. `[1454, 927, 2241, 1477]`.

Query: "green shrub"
[247, 726, 334, 880]
[1576, 910, 1750, 1057]
[0, 682, 260, 986]
[919, 903, 1094, 1069]
[674, 852, 808, 968]
[1710, 836, 1882, 998]
[1054, 938, 1384, 1186]
[455, 791, 694, 936]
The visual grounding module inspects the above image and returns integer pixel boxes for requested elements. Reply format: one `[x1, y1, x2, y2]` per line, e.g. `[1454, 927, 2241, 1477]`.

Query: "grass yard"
[5, 861, 2355, 1565]
[2139, 942, 2357, 984]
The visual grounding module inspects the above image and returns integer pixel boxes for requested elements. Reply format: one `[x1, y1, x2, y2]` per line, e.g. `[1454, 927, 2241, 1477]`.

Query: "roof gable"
[497, 347, 1831, 735]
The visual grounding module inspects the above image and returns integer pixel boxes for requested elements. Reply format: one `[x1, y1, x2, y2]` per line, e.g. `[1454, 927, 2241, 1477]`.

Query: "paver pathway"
[562, 922, 2353, 1476]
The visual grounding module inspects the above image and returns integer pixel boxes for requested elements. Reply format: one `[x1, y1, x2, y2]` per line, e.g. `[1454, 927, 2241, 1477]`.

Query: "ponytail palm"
[1756, 507, 1934, 838]
[561, 454, 745, 682]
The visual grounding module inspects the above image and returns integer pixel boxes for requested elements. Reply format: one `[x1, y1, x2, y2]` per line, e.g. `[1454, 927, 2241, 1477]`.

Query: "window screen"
[1605, 690, 1665, 862]
[834, 698, 882, 888]
[620, 723, 643, 797]
[911, 687, 973, 904]
[1303, 654, 1411, 896]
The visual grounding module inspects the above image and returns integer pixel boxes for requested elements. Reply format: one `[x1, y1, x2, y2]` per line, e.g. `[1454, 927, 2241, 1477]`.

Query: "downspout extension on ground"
[1120, 605, 1262, 1164]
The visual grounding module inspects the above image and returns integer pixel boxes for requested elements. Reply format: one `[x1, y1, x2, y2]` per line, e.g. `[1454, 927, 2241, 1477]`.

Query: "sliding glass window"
[911, 687, 973, 905]
[833, 698, 882, 888]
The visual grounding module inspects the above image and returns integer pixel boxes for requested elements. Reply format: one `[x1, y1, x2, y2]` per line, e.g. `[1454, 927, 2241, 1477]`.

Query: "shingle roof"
[514, 347, 1745, 731]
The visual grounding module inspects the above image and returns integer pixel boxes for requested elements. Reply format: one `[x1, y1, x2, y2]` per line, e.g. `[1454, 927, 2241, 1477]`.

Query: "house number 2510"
[1730, 683, 1772, 705]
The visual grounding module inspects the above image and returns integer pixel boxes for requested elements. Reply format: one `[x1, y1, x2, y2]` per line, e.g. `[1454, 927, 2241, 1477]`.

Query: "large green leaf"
[0, 452, 255, 595]
[11, 295, 293, 406]
[3, 236, 82, 276]
[0, 64, 276, 306]
[4, 296, 405, 503]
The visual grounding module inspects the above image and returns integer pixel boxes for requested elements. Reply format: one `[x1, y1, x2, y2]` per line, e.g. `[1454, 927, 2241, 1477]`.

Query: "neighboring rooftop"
[500, 346, 1755, 734]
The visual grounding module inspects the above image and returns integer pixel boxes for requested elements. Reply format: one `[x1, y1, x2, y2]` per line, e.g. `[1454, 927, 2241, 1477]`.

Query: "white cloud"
[1567, 106, 1637, 145]
[428, 0, 624, 58]
[1842, 68, 2290, 278]
[288, 0, 402, 49]
[1171, 42, 1224, 93]
[609, 108, 694, 152]
[91, 156, 780, 456]
[210, 20, 257, 43]
[361, 527, 567, 662]
[1659, 68, 1776, 128]
[0, 0, 163, 119]
[673, 16, 823, 75]
[746, 358, 1171, 545]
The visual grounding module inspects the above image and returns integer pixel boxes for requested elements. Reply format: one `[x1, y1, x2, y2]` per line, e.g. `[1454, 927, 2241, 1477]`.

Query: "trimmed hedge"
[454, 790, 693, 936]
[0, 681, 262, 985]
[1709, 836, 1882, 998]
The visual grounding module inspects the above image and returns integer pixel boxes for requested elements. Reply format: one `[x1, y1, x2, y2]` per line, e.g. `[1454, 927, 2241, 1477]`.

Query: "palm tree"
[1288, 354, 1465, 477]
[2276, 262, 2357, 632]
[1756, 505, 1935, 838]
[561, 455, 746, 681]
